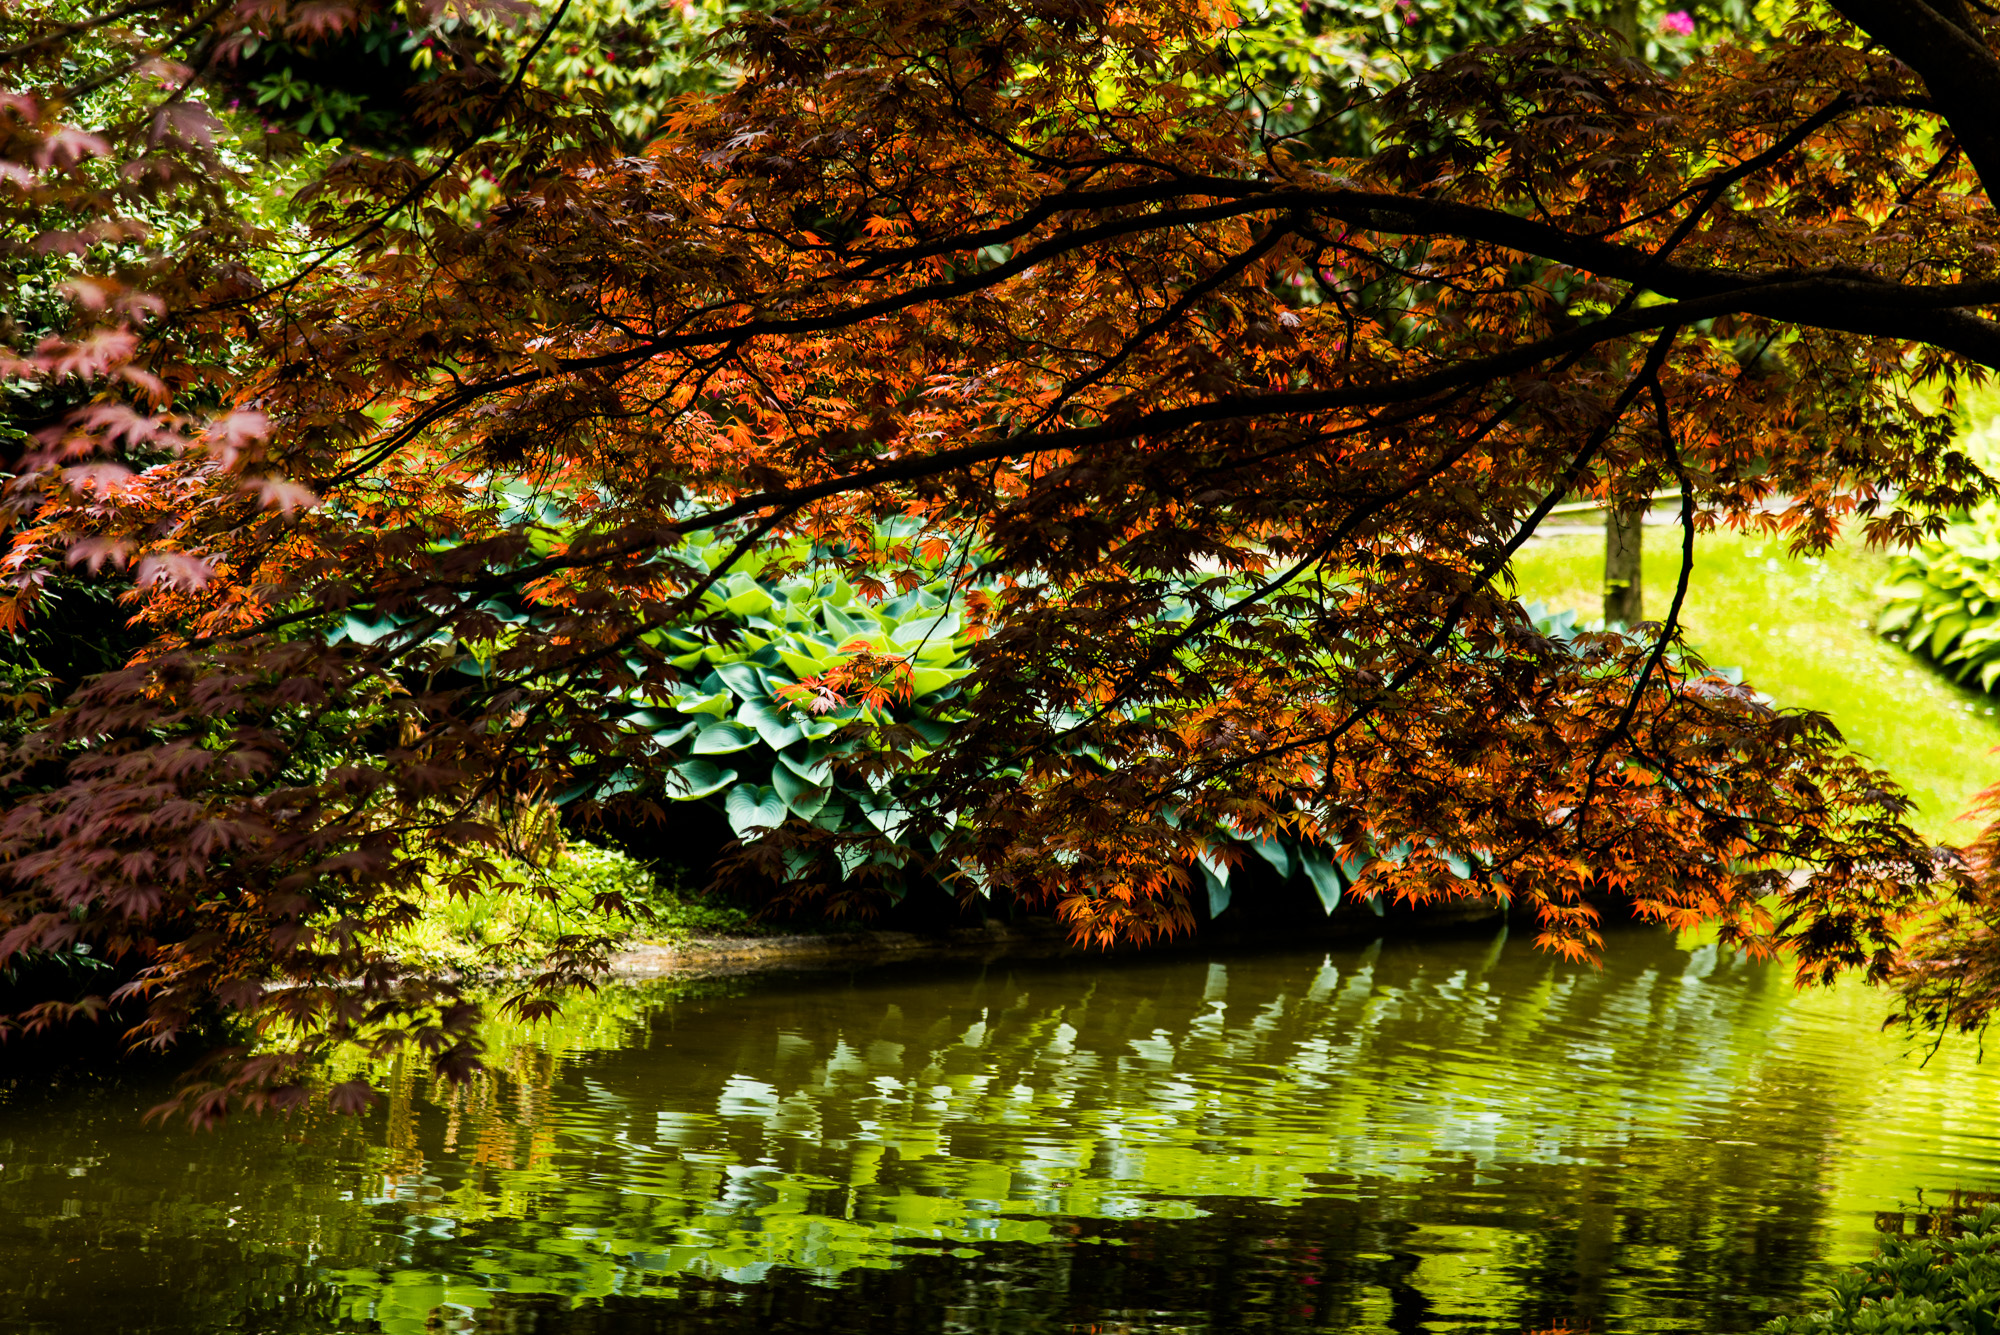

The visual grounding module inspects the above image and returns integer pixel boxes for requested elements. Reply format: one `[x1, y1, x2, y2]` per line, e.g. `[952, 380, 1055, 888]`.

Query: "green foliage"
[1878, 503, 2000, 694]
[627, 523, 976, 877]
[227, 0, 754, 148]
[333, 500, 1458, 919]
[380, 839, 760, 974]
[1227, 0, 1754, 162]
[617, 527, 1538, 917]
[381, 840, 647, 973]
[519, 0, 752, 144]
[565, 525, 1422, 915]
[1762, 1206, 2000, 1335]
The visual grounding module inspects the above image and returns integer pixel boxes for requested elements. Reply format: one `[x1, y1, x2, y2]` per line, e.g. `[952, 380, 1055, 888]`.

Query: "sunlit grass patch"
[1509, 525, 2000, 846]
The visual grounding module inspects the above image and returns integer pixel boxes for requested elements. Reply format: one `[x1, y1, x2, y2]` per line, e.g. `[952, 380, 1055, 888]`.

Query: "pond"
[5, 924, 2000, 1335]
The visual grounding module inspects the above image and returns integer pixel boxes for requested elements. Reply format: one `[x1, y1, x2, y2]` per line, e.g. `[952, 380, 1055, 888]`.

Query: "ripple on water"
[8, 927, 2000, 1334]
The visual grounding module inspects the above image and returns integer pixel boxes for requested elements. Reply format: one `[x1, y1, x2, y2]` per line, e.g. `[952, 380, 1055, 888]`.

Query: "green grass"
[1508, 525, 2000, 845]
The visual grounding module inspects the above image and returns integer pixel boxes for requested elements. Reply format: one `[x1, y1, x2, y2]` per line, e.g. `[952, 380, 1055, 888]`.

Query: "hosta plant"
[1878, 503, 2000, 692]
[336, 492, 1584, 926]
[1759, 1206, 2000, 1335]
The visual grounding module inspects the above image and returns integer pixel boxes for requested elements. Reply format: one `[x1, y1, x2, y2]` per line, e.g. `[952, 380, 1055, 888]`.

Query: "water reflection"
[4, 926, 1997, 1334]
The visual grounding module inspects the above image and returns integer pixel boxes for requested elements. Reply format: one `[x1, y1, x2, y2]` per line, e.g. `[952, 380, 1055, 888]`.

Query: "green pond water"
[5, 926, 2000, 1335]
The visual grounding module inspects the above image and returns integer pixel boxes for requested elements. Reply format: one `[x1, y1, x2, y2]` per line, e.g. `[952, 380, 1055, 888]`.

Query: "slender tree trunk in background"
[1607, 0, 1640, 43]
[1604, 509, 1645, 627]
[1602, 0, 1645, 629]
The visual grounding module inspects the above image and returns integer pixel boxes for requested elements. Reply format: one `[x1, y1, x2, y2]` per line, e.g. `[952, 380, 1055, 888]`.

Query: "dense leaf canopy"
[3, 0, 1995, 1112]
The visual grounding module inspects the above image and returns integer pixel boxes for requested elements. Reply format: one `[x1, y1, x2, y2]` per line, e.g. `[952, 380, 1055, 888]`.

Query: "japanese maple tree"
[4, 0, 1995, 1112]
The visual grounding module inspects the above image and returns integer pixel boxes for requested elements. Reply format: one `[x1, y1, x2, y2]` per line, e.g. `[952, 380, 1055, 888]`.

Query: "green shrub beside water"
[1878, 502, 2000, 693]
[1762, 1207, 2000, 1334]
[354, 498, 1402, 920]
[382, 841, 763, 974]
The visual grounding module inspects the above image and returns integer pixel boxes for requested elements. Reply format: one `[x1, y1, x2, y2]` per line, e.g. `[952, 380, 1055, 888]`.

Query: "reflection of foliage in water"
[8, 934, 2000, 1335]
[321, 932, 1913, 1333]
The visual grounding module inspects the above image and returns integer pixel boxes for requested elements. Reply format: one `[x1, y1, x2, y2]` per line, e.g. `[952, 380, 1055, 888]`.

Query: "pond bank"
[609, 894, 1512, 980]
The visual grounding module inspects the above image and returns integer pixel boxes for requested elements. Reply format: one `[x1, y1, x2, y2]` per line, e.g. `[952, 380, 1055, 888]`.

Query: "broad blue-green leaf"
[623, 707, 677, 729]
[777, 751, 834, 786]
[652, 719, 700, 750]
[340, 615, 400, 646]
[671, 690, 734, 719]
[892, 613, 960, 650]
[771, 762, 829, 820]
[774, 637, 848, 679]
[691, 722, 758, 755]
[821, 602, 876, 642]
[1247, 837, 1292, 879]
[737, 695, 804, 750]
[860, 798, 913, 843]
[713, 662, 767, 701]
[907, 718, 951, 746]
[667, 759, 737, 801]
[473, 599, 529, 624]
[837, 842, 871, 877]
[724, 784, 788, 838]
[1201, 862, 1231, 918]
[794, 713, 849, 741]
[1300, 855, 1343, 914]
[724, 587, 775, 618]
[909, 665, 974, 698]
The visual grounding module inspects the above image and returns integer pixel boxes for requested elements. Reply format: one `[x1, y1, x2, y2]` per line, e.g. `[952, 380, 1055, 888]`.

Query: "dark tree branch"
[1828, 0, 2000, 198]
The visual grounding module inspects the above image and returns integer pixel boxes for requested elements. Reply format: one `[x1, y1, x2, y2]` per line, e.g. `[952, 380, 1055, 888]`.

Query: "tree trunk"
[1607, 0, 1640, 46]
[1604, 508, 1644, 628]
[1601, 0, 1644, 629]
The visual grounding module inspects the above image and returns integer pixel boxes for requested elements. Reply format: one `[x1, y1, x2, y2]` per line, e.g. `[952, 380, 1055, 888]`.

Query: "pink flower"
[1659, 10, 1695, 36]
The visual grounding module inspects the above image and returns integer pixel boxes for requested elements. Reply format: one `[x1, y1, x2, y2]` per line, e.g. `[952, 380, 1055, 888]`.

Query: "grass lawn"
[1508, 525, 2000, 845]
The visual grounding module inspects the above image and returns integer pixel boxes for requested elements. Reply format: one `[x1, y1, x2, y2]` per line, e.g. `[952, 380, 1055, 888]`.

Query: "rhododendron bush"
[4, 0, 1996, 1115]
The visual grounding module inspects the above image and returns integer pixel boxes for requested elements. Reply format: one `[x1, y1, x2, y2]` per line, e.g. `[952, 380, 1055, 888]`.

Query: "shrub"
[337, 494, 1598, 926]
[1877, 503, 2000, 692]
[380, 839, 762, 975]
[1760, 1206, 2000, 1334]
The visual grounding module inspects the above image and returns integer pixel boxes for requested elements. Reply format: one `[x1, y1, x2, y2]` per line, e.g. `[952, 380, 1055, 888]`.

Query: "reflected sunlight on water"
[5, 925, 2000, 1335]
